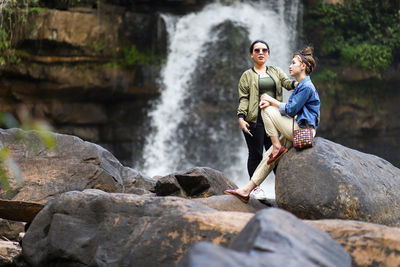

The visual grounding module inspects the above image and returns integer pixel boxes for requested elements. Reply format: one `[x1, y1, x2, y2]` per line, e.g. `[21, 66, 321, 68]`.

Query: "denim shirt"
[278, 76, 320, 129]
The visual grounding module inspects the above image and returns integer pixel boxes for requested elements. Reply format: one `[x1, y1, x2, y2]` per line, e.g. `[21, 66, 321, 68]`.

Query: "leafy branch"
[305, 0, 400, 76]
[0, 110, 55, 198]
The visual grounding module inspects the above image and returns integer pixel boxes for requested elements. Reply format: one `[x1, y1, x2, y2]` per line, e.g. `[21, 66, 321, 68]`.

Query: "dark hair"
[249, 40, 270, 54]
[293, 46, 316, 75]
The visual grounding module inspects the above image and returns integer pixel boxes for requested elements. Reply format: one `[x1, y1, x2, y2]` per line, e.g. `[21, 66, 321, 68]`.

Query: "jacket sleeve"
[283, 86, 311, 117]
[237, 73, 249, 118]
[276, 67, 295, 90]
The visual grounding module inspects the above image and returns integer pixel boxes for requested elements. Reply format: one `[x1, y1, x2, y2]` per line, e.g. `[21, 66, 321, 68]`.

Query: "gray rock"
[22, 189, 252, 267]
[275, 137, 400, 226]
[180, 208, 351, 267]
[155, 167, 237, 198]
[121, 166, 156, 195]
[0, 128, 155, 205]
[178, 242, 249, 267]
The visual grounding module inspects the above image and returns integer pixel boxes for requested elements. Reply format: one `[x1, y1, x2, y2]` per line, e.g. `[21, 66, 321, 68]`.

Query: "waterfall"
[141, 0, 300, 198]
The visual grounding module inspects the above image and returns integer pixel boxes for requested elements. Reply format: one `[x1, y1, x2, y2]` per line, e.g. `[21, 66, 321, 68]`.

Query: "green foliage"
[313, 69, 337, 83]
[91, 39, 107, 55]
[0, 0, 42, 68]
[306, 0, 400, 75]
[28, 6, 44, 13]
[0, 28, 20, 68]
[341, 43, 392, 76]
[121, 45, 151, 68]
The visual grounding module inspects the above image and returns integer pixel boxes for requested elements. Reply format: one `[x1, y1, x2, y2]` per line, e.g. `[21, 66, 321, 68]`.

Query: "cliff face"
[0, 1, 175, 165]
[1, 0, 399, 169]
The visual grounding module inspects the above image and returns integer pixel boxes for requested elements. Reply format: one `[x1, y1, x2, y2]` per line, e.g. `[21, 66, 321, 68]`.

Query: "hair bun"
[297, 46, 316, 75]
[300, 46, 313, 57]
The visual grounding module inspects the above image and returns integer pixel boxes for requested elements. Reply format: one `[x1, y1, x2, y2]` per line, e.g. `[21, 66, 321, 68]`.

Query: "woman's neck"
[253, 63, 266, 73]
[295, 72, 307, 83]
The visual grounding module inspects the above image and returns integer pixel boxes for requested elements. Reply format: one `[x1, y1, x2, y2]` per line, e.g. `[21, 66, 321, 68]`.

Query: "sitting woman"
[225, 46, 320, 203]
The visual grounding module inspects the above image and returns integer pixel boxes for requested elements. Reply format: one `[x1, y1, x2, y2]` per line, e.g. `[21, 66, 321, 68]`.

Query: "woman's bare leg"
[235, 180, 257, 197]
[270, 135, 282, 158]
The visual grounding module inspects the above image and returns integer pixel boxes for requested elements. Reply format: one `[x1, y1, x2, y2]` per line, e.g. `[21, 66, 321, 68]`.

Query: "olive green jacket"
[237, 66, 295, 123]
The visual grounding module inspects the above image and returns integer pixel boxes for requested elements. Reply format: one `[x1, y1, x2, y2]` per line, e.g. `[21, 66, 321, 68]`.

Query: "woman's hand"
[260, 93, 280, 108]
[259, 99, 270, 109]
[238, 118, 252, 136]
[260, 93, 273, 102]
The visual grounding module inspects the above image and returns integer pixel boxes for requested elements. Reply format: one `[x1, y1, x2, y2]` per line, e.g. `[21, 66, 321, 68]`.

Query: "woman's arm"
[260, 94, 279, 108]
[260, 86, 312, 118]
[237, 74, 250, 118]
[280, 86, 312, 117]
[276, 66, 297, 90]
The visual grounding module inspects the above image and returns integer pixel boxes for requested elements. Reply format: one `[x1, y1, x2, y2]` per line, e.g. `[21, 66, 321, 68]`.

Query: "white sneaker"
[251, 187, 267, 200]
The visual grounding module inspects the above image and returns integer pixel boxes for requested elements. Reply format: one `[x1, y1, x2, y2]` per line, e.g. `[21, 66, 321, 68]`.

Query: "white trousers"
[251, 106, 315, 186]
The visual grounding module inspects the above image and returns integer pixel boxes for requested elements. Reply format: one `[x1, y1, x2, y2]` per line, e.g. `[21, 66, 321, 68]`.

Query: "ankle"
[272, 144, 281, 151]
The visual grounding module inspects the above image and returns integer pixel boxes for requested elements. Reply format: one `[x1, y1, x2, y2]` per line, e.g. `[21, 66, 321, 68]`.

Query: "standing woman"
[227, 46, 320, 203]
[237, 40, 296, 197]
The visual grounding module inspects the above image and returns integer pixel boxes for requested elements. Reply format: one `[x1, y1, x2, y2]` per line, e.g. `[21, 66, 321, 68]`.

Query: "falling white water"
[142, 0, 300, 198]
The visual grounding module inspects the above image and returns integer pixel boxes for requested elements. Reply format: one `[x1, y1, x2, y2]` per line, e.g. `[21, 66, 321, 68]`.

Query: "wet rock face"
[21, 189, 253, 267]
[8, 6, 166, 94]
[0, 3, 168, 166]
[179, 208, 351, 267]
[275, 137, 400, 226]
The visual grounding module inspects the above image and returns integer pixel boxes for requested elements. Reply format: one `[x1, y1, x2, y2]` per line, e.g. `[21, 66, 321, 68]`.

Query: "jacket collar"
[251, 66, 269, 74]
[298, 75, 310, 86]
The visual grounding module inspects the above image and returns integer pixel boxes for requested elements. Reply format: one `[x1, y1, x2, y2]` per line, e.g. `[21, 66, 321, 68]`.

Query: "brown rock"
[22, 9, 120, 54]
[180, 208, 351, 267]
[155, 167, 237, 198]
[308, 219, 400, 267]
[46, 102, 108, 124]
[0, 128, 154, 205]
[0, 219, 25, 241]
[0, 199, 43, 223]
[22, 189, 253, 266]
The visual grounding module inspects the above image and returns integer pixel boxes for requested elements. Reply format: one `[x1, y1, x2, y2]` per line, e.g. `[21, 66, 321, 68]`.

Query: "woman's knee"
[262, 106, 279, 118]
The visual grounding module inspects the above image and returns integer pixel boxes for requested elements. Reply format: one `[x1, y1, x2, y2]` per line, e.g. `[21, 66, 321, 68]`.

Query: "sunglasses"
[254, 48, 269, 54]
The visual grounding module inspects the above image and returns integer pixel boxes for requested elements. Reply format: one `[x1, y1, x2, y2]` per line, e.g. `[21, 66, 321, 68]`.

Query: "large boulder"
[154, 167, 237, 198]
[22, 189, 253, 266]
[275, 137, 400, 226]
[0, 128, 155, 205]
[179, 208, 351, 267]
[308, 219, 400, 267]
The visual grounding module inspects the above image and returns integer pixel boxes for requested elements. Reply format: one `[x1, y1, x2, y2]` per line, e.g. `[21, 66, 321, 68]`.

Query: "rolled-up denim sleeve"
[279, 103, 287, 116]
[285, 87, 310, 117]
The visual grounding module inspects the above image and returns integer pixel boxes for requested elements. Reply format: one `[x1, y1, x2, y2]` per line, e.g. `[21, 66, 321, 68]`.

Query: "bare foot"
[270, 146, 281, 158]
[235, 188, 250, 197]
